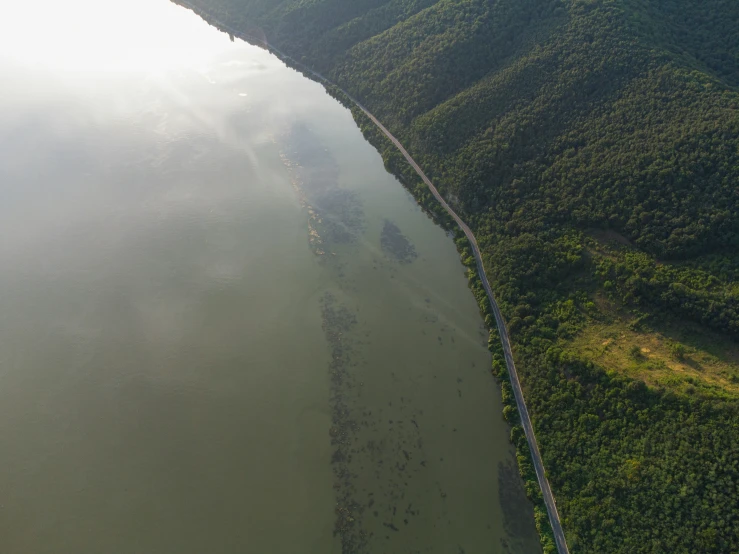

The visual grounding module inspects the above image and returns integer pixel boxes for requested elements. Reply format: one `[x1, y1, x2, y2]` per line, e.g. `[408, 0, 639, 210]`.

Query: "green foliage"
[529, 346, 739, 553]
[173, 0, 739, 551]
[670, 342, 687, 361]
[593, 246, 739, 339]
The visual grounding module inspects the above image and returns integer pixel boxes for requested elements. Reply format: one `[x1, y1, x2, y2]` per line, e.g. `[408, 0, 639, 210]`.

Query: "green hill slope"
[174, 0, 739, 552]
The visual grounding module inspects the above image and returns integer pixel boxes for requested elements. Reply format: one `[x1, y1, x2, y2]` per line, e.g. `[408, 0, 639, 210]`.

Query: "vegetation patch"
[571, 299, 739, 398]
[380, 219, 418, 264]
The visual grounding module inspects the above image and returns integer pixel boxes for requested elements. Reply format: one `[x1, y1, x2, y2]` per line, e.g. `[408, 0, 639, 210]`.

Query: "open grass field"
[572, 293, 739, 398]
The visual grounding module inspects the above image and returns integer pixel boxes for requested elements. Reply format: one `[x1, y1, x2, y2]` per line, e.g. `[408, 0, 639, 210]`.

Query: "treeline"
[172, 0, 739, 551]
[595, 249, 739, 340]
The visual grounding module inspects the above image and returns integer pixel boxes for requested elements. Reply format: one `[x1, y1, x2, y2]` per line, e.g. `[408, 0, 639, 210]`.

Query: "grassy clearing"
[571, 294, 739, 398]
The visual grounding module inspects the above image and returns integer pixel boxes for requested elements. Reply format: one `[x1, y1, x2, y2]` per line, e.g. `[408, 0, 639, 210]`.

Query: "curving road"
[175, 3, 570, 552]
[346, 105, 571, 554]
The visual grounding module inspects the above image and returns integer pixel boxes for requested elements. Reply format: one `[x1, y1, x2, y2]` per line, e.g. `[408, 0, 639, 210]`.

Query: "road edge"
[172, 3, 570, 551]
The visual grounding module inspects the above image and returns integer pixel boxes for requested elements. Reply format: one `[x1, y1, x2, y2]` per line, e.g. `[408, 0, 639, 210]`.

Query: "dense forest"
[172, 0, 739, 551]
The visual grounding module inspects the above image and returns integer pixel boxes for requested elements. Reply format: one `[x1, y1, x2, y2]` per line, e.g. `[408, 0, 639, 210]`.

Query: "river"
[0, 0, 540, 552]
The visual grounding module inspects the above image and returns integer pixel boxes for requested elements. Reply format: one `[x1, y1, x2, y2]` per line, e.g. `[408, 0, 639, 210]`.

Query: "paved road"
[176, 3, 570, 552]
[349, 107, 571, 554]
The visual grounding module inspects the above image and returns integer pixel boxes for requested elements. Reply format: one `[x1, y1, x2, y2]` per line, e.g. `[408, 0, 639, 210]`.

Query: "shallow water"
[0, 1, 540, 552]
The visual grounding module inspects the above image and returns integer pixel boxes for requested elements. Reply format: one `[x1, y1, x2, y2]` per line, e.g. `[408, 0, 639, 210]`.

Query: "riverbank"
[169, 2, 739, 553]
[168, 3, 565, 552]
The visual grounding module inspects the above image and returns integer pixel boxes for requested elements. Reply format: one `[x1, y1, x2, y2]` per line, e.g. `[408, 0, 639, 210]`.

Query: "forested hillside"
[173, 0, 739, 551]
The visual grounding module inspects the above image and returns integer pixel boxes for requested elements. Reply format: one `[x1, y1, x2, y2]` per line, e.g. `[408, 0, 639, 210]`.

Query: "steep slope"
[172, 0, 739, 552]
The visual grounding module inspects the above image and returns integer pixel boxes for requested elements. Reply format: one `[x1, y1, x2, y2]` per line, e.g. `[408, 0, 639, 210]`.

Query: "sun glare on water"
[0, 0, 232, 74]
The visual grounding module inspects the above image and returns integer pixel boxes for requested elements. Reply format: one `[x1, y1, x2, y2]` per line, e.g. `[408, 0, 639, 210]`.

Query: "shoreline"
[170, 2, 569, 552]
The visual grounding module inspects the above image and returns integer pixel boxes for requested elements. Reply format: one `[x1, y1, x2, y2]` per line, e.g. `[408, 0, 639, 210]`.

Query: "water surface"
[0, 1, 540, 552]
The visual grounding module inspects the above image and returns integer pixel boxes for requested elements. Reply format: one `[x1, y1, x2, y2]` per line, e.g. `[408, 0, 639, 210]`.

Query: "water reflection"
[0, 1, 541, 552]
[0, 0, 232, 72]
